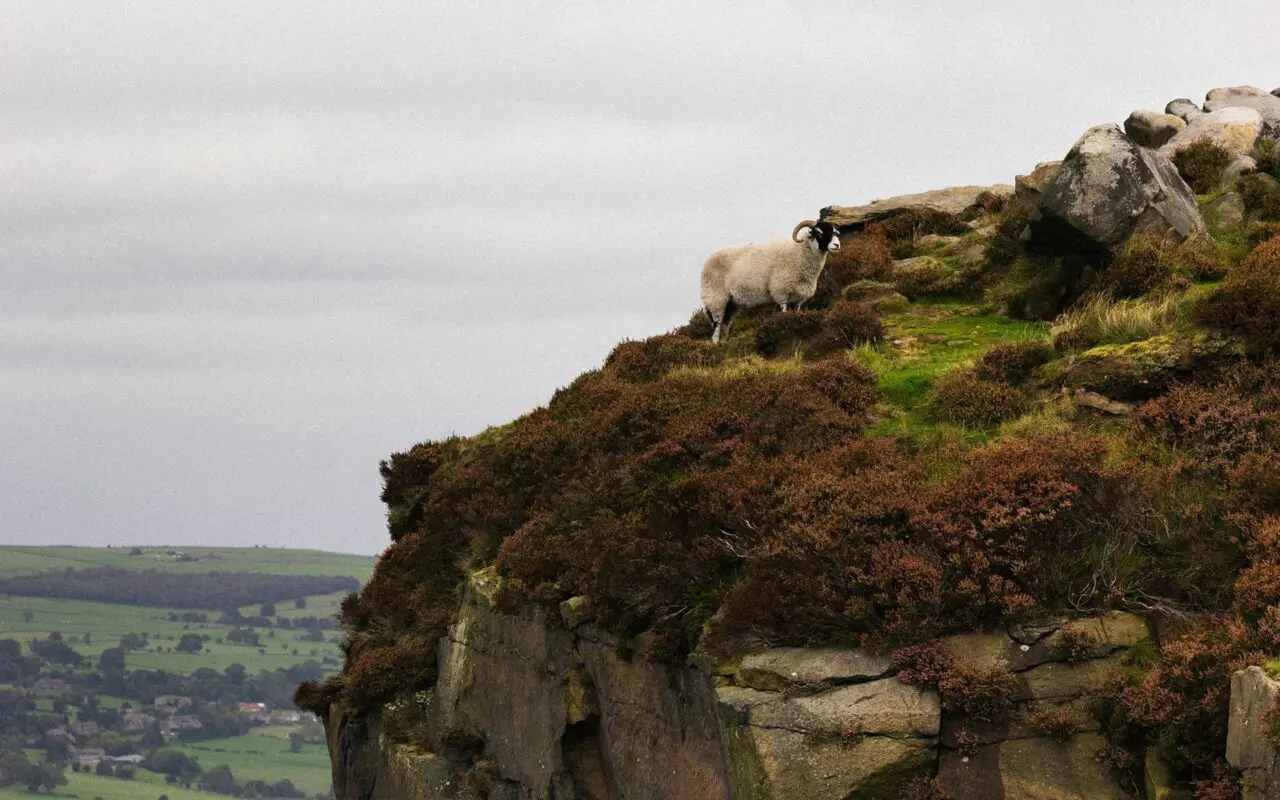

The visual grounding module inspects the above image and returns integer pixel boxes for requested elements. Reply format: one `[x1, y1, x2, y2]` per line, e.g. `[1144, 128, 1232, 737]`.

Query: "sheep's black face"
[810, 222, 840, 253]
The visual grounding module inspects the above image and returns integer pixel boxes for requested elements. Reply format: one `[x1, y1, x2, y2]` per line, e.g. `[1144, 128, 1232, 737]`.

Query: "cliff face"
[312, 82, 1280, 800]
[325, 569, 1154, 800]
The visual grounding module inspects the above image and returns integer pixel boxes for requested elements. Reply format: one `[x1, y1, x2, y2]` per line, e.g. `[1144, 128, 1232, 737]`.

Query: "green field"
[0, 594, 343, 673]
[0, 766, 220, 800]
[0, 545, 376, 580]
[172, 726, 332, 796]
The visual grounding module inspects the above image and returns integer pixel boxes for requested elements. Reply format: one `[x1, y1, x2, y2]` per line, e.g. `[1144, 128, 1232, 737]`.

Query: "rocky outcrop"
[1059, 334, 1240, 402]
[1166, 98, 1203, 123]
[1159, 106, 1265, 157]
[1228, 665, 1280, 800]
[1125, 109, 1186, 148]
[819, 184, 1013, 230]
[324, 570, 1152, 800]
[936, 614, 1150, 800]
[1203, 85, 1280, 138]
[1032, 124, 1204, 254]
[1015, 161, 1062, 201]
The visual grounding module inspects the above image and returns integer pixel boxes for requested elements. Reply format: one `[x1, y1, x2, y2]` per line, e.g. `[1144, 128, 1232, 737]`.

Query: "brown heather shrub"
[974, 340, 1055, 384]
[1096, 236, 1177, 299]
[1172, 138, 1232, 194]
[605, 334, 723, 381]
[901, 777, 955, 800]
[987, 196, 1036, 267]
[892, 643, 1016, 722]
[892, 642, 954, 686]
[1239, 173, 1280, 221]
[865, 209, 969, 258]
[1135, 383, 1276, 474]
[1192, 762, 1242, 800]
[937, 662, 1019, 722]
[927, 370, 1028, 428]
[1094, 619, 1263, 785]
[753, 310, 827, 356]
[293, 676, 344, 717]
[1054, 626, 1098, 662]
[1198, 237, 1280, 353]
[1025, 704, 1087, 740]
[822, 301, 884, 348]
[974, 189, 1008, 214]
[814, 231, 894, 307]
[344, 641, 438, 709]
[1248, 223, 1280, 250]
[1257, 138, 1280, 178]
[677, 307, 715, 339]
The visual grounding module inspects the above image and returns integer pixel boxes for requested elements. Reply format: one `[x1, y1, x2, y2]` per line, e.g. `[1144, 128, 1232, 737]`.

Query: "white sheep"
[700, 219, 841, 342]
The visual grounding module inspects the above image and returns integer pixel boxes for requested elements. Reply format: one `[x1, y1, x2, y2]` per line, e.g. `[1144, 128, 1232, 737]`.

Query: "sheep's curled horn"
[791, 220, 817, 242]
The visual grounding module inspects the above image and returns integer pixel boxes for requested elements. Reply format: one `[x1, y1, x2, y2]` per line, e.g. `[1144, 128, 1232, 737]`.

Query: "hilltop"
[306, 85, 1280, 799]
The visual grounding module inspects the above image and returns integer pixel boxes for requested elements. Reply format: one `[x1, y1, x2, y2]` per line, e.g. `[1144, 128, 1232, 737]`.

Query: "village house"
[69, 720, 99, 738]
[103, 754, 144, 766]
[32, 678, 68, 695]
[121, 711, 156, 732]
[269, 710, 301, 725]
[71, 748, 106, 769]
[159, 715, 203, 735]
[153, 694, 192, 711]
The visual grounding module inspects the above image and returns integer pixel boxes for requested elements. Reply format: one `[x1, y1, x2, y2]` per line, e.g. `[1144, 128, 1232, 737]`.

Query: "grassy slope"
[856, 298, 1049, 438]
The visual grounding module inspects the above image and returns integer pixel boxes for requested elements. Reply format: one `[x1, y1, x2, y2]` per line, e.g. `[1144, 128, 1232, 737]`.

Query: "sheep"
[700, 219, 841, 342]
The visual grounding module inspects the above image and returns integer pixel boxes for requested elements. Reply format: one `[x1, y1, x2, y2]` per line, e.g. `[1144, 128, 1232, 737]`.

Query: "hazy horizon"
[4, 1, 1277, 554]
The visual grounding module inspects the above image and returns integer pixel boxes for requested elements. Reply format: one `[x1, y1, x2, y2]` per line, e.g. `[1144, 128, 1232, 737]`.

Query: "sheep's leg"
[711, 298, 738, 343]
[779, 302, 789, 312]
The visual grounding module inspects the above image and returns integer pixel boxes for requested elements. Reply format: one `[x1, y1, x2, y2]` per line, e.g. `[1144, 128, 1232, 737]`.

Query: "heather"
[301, 167, 1280, 798]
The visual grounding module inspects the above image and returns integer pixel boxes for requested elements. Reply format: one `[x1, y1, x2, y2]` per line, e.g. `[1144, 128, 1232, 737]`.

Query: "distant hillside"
[0, 546, 376, 581]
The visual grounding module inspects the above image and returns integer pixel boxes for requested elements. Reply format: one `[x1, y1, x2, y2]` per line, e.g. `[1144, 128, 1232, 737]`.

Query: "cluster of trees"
[0, 567, 358, 609]
[0, 750, 65, 793]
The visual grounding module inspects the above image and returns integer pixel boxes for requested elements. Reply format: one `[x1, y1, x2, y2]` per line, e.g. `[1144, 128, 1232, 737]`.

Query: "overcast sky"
[2, 2, 1276, 555]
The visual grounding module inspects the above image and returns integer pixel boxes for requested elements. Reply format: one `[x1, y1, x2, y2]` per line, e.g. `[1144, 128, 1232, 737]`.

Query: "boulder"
[744, 729, 932, 800]
[1035, 124, 1205, 252]
[738, 647, 893, 692]
[1061, 334, 1240, 402]
[1125, 109, 1186, 148]
[1166, 98, 1203, 123]
[1226, 154, 1260, 185]
[1204, 85, 1280, 138]
[820, 184, 1014, 229]
[1071, 388, 1134, 415]
[1160, 106, 1265, 157]
[942, 612, 1149, 672]
[718, 678, 940, 800]
[1227, 665, 1280, 800]
[744, 677, 941, 738]
[939, 733, 1128, 800]
[1015, 161, 1062, 200]
[1206, 191, 1246, 229]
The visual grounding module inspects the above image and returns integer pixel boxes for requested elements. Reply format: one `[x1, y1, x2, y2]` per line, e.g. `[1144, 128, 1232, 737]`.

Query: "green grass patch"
[0, 765, 215, 800]
[851, 299, 1048, 438]
[169, 727, 333, 796]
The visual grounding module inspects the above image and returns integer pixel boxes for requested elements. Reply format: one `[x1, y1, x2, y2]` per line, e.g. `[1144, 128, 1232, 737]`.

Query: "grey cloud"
[3, 0, 1278, 552]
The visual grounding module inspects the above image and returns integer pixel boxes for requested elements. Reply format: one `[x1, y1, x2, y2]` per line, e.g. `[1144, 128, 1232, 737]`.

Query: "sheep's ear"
[795, 227, 812, 241]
